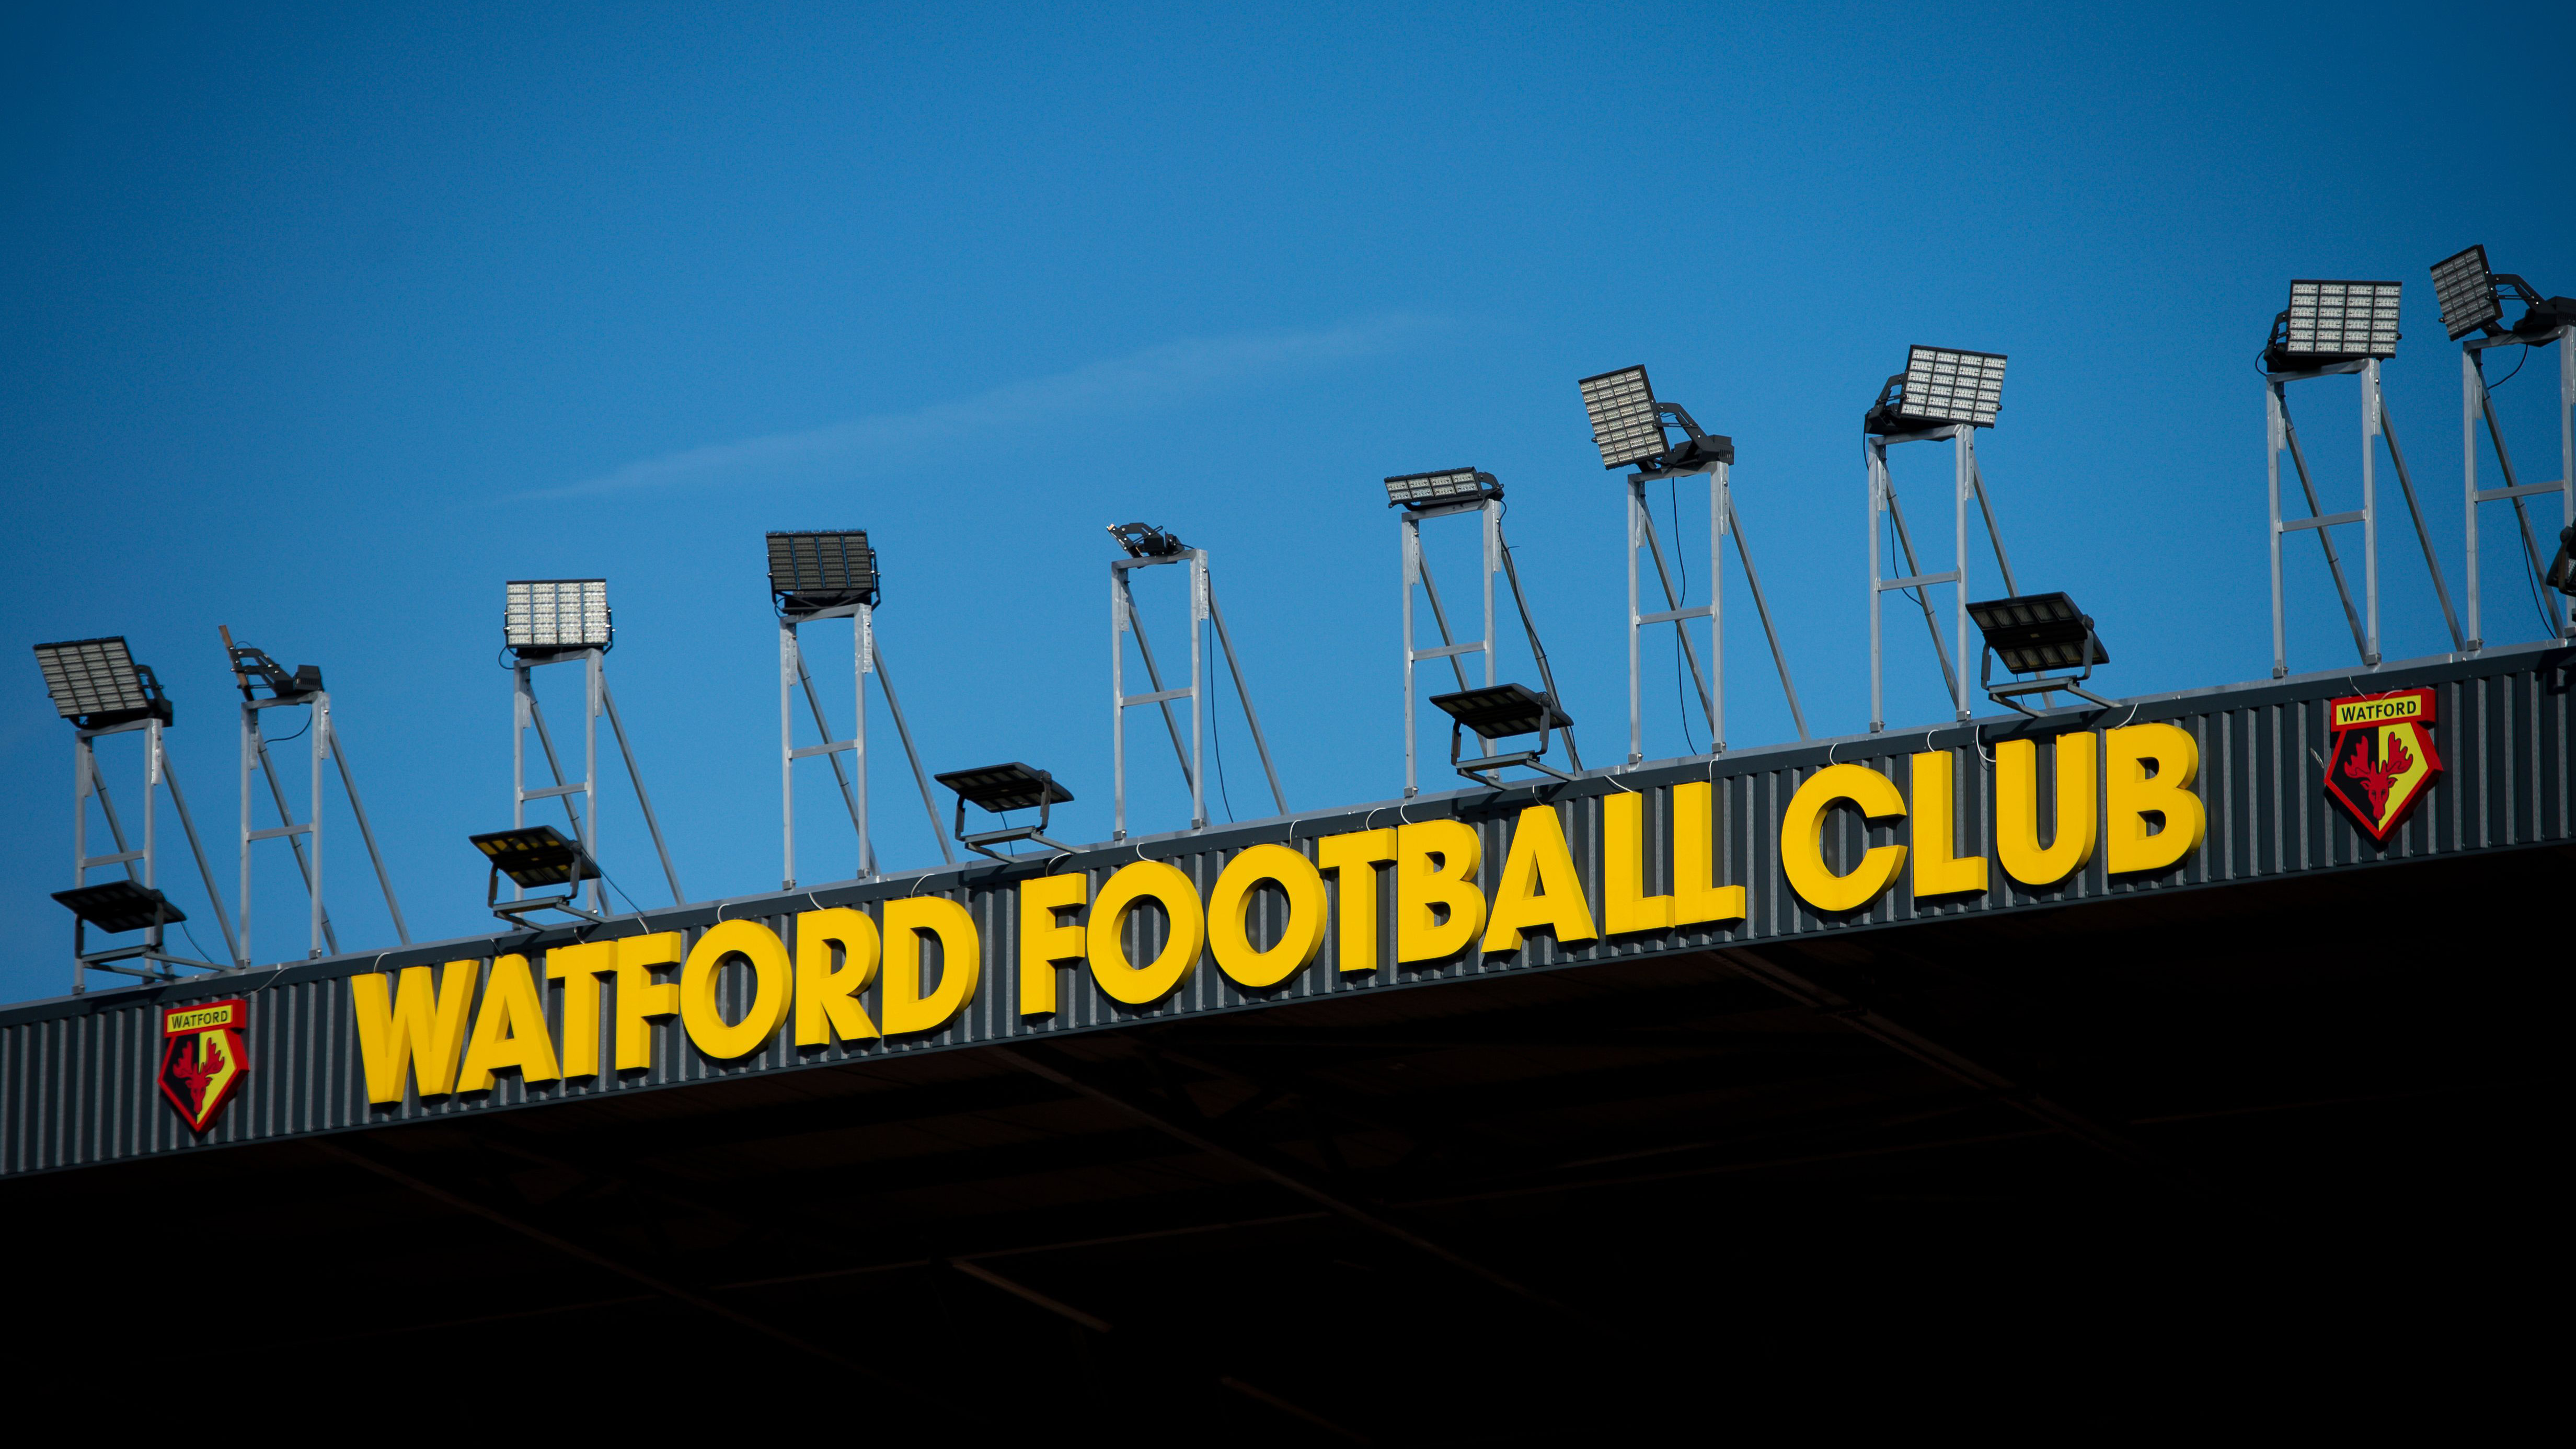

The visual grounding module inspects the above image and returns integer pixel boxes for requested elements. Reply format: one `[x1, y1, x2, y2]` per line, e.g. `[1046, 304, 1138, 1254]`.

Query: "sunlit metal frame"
[1397, 490, 1582, 796]
[2460, 326, 2576, 649]
[505, 586, 682, 917]
[1111, 536, 1285, 839]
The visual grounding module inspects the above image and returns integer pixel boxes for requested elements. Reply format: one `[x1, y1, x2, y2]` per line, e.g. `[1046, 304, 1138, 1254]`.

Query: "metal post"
[2362, 359, 2381, 666]
[1868, 440, 1885, 732]
[511, 664, 529, 903]
[780, 620, 796, 888]
[585, 649, 602, 915]
[1626, 478, 1641, 765]
[855, 602, 872, 875]
[239, 700, 254, 959]
[2463, 349, 2481, 649]
[1112, 565, 1128, 838]
[2562, 325, 2575, 638]
[310, 693, 327, 956]
[1954, 431, 1973, 718]
[1481, 501, 1498, 688]
[2271, 382, 2288, 676]
[1710, 463, 1724, 751]
[1189, 549, 1206, 831]
[1401, 517, 1417, 798]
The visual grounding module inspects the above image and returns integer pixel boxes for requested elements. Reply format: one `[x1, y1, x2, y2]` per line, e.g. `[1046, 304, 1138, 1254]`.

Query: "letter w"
[351, 961, 481, 1104]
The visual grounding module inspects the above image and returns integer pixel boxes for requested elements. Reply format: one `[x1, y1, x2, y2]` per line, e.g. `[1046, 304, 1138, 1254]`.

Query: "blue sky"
[4, 1, 2569, 1003]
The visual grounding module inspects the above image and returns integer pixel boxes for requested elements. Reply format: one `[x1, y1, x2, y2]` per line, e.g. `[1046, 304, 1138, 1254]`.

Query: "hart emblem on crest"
[2324, 688, 2441, 842]
[158, 998, 248, 1133]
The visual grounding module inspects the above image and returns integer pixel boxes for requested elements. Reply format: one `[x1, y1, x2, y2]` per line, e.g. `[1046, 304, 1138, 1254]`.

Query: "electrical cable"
[1204, 615, 1236, 823]
[1668, 475, 1699, 756]
[2483, 347, 2527, 392]
[260, 715, 309, 745]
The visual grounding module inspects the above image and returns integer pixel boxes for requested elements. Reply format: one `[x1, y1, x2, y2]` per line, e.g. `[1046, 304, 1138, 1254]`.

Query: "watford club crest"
[158, 998, 248, 1133]
[2325, 688, 2442, 841]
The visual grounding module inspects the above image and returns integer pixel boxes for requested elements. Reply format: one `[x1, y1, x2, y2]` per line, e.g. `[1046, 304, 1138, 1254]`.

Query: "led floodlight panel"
[1429, 682, 1571, 738]
[53, 880, 185, 932]
[1578, 366, 1666, 470]
[470, 825, 598, 888]
[32, 637, 152, 721]
[1898, 347, 2007, 428]
[936, 762, 1074, 814]
[504, 579, 612, 653]
[1383, 468, 1498, 509]
[2430, 246, 2502, 341]
[2279, 281, 2401, 360]
[767, 530, 878, 614]
[1968, 592, 2107, 674]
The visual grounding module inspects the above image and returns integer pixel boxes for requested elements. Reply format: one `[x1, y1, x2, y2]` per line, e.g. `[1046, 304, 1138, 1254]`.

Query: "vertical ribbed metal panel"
[4, 647, 2566, 1176]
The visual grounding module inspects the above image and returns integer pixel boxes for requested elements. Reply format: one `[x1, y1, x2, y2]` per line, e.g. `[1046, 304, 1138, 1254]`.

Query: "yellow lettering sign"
[1086, 860, 1204, 1005]
[2105, 723, 2206, 875]
[351, 960, 479, 1104]
[1781, 764, 1908, 912]
[1208, 844, 1329, 988]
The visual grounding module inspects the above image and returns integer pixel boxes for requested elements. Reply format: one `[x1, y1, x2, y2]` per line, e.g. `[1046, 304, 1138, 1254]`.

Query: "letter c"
[1780, 763, 1908, 912]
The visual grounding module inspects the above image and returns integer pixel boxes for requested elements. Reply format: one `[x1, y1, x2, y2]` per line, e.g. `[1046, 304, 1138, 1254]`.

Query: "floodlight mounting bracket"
[489, 893, 602, 928]
[953, 771, 1076, 860]
[1867, 425, 2015, 730]
[2457, 319, 2575, 648]
[959, 825, 1078, 861]
[1979, 634, 2112, 719]
[1448, 707, 1572, 789]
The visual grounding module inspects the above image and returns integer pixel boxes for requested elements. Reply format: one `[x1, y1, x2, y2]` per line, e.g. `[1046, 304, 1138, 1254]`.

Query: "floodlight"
[1384, 468, 1501, 510]
[52, 880, 185, 933]
[472, 824, 601, 925]
[2549, 526, 2576, 599]
[1579, 366, 1668, 470]
[1107, 522, 1187, 559]
[1866, 347, 2006, 432]
[2265, 280, 2401, 369]
[32, 637, 172, 729]
[2431, 246, 2502, 341]
[1430, 683, 1571, 739]
[222, 634, 321, 700]
[1969, 591, 2110, 715]
[1431, 683, 1574, 787]
[935, 762, 1075, 859]
[2428, 244, 2576, 342]
[767, 530, 878, 616]
[471, 825, 599, 889]
[503, 579, 612, 654]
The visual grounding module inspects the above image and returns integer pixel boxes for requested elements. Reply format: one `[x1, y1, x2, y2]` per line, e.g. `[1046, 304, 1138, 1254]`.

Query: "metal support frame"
[231, 674, 409, 966]
[2266, 359, 2464, 677]
[1113, 548, 1285, 840]
[779, 602, 952, 888]
[512, 649, 683, 916]
[2267, 361, 2463, 675]
[1625, 458, 1807, 764]
[2462, 325, 2576, 650]
[1401, 500, 1581, 796]
[1868, 427, 2010, 731]
[68, 718, 237, 993]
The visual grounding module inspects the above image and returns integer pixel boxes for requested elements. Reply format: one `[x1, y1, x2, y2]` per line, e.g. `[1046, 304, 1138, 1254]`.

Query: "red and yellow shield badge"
[158, 998, 248, 1133]
[2325, 688, 2442, 841]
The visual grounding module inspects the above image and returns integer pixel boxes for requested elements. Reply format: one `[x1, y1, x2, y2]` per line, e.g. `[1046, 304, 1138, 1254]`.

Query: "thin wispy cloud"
[537, 315, 1439, 498]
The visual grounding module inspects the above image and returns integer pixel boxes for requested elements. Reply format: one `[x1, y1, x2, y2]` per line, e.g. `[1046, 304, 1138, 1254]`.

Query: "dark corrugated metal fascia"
[3, 643, 2566, 1177]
